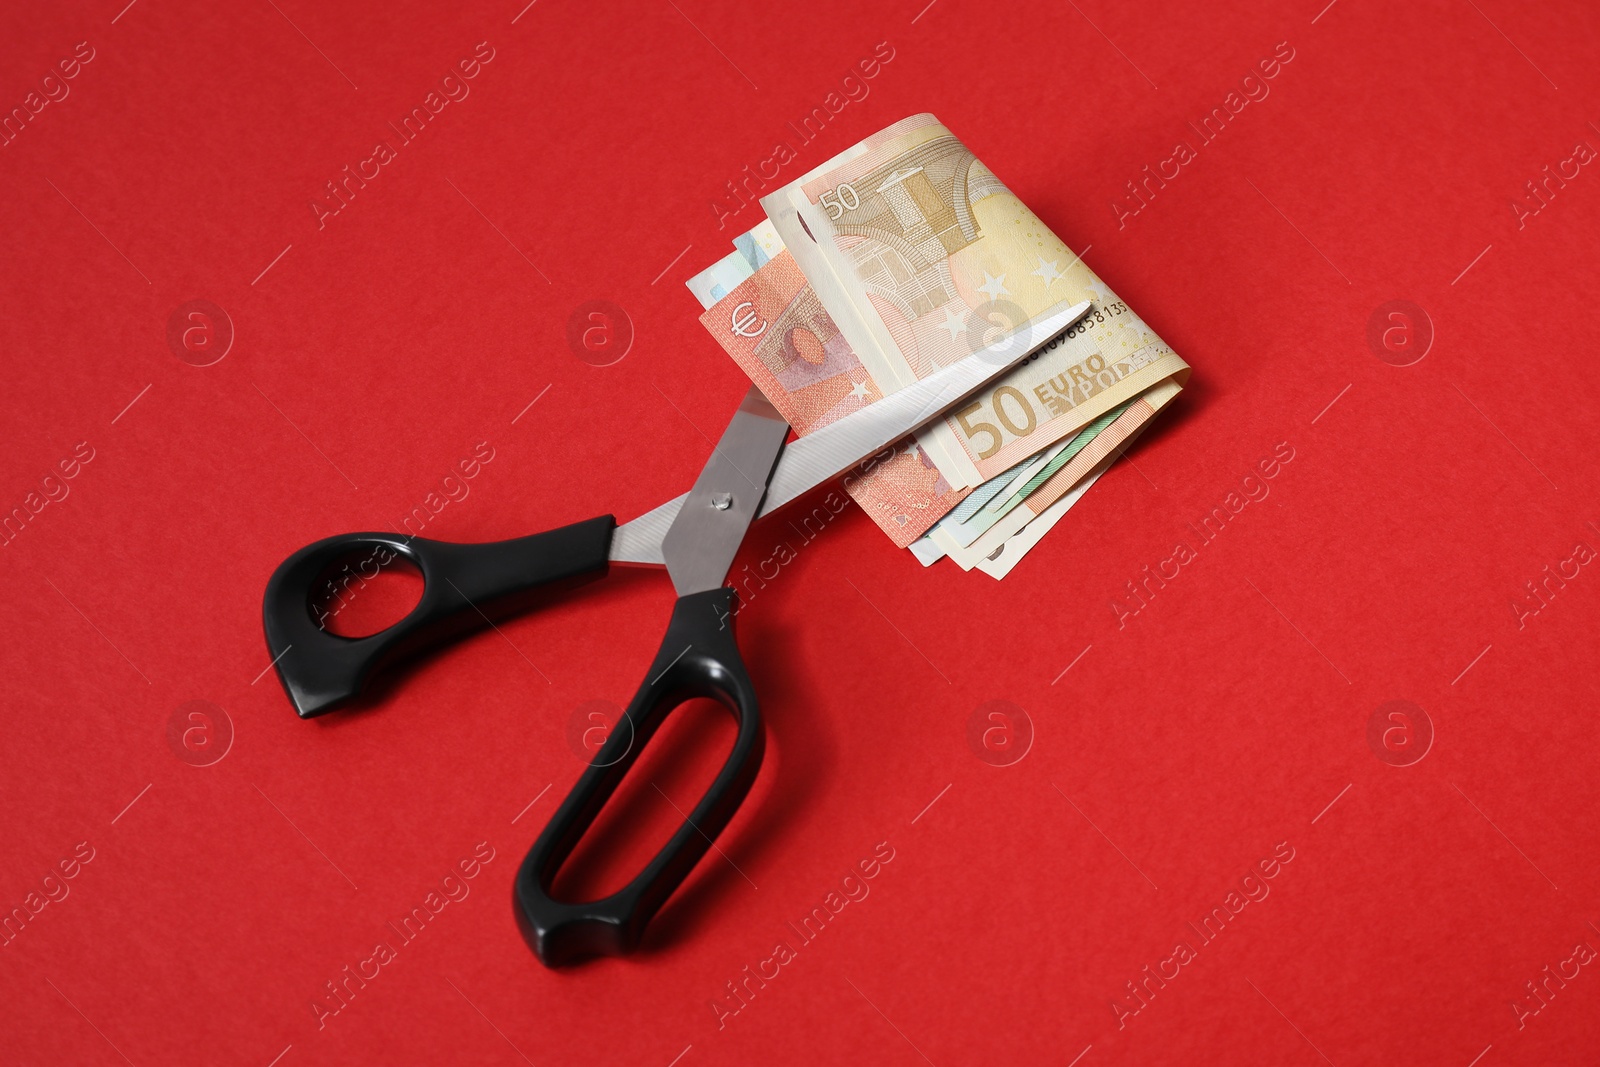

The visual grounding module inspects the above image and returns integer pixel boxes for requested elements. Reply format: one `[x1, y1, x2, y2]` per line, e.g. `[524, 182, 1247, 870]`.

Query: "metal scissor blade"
[611, 494, 685, 566]
[610, 298, 1092, 566]
[759, 298, 1092, 516]
[657, 385, 789, 596]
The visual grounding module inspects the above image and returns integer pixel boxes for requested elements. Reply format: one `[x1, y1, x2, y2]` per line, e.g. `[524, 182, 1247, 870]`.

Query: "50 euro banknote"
[760, 113, 1189, 490]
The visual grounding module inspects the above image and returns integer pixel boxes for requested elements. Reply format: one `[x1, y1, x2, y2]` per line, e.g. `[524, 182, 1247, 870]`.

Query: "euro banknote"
[974, 406, 1161, 578]
[974, 456, 1116, 579]
[690, 247, 968, 546]
[686, 218, 785, 307]
[930, 400, 1134, 551]
[691, 232, 1135, 550]
[937, 378, 1182, 569]
[689, 115, 1191, 577]
[760, 113, 1189, 489]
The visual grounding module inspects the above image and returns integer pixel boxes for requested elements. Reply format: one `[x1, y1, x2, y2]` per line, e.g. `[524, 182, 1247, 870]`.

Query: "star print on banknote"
[937, 306, 966, 339]
[977, 272, 1009, 299]
[1032, 257, 1065, 286]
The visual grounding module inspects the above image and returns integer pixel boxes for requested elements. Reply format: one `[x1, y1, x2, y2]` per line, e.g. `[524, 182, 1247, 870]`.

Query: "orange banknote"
[698, 251, 968, 546]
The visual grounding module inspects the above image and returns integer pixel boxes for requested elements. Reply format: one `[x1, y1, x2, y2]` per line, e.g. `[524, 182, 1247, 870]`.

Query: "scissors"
[260, 299, 1091, 966]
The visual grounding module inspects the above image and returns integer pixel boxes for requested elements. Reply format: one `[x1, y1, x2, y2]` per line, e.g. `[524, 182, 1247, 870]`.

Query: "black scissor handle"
[261, 516, 616, 717]
[515, 586, 764, 967]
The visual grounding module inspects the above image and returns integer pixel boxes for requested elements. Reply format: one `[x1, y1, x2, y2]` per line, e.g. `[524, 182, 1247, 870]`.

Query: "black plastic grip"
[261, 516, 616, 717]
[514, 587, 764, 967]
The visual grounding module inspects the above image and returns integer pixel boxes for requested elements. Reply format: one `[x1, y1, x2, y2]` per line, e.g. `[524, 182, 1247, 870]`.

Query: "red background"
[4, 0, 1599, 1064]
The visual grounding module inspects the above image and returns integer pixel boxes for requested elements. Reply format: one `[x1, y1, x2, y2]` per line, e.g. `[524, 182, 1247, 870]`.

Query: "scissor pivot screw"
[710, 493, 732, 511]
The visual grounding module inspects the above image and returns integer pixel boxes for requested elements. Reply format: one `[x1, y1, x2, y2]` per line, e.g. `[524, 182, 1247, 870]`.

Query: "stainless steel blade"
[762, 298, 1091, 515]
[609, 494, 681, 566]
[657, 385, 789, 596]
[610, 298, 1092, 566]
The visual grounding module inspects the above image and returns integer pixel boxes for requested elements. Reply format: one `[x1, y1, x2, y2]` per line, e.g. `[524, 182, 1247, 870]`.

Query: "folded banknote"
[761, 114, 1188, 487]
[688, 114, 1189, 576]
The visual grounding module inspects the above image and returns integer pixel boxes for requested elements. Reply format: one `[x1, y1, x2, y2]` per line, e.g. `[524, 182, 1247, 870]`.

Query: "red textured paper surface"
[4, 1, 1600, 1064]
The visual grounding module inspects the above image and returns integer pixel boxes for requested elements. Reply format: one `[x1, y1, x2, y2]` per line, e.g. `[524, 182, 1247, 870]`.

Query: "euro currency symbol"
[730, 301, 767, 338]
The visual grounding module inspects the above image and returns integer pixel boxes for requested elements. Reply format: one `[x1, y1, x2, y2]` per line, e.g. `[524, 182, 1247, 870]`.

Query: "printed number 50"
[817, 182, 860, 220]
[955, 386, 1038, 460]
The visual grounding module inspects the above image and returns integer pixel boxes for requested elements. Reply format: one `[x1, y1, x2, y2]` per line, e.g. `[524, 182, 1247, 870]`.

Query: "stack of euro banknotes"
[687, 114, 1190, 578]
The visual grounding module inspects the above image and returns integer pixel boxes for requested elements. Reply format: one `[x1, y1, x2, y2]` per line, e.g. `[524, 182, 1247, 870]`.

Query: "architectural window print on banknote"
[689, 114, 1190, 575]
